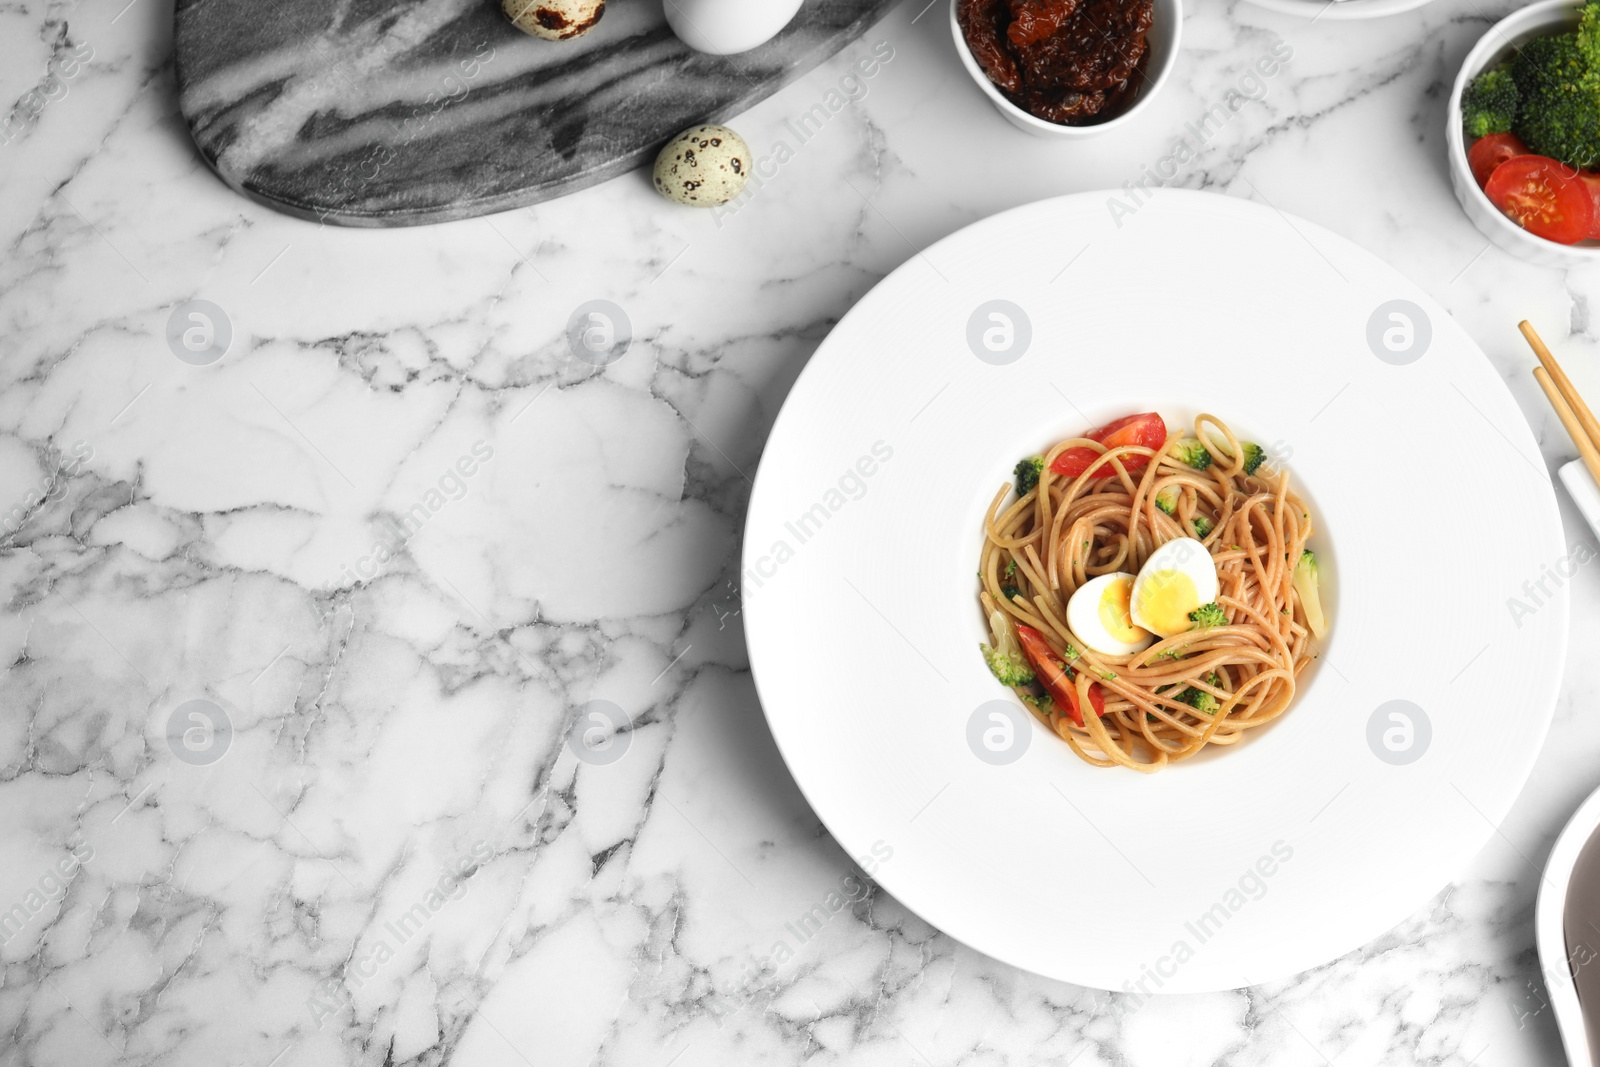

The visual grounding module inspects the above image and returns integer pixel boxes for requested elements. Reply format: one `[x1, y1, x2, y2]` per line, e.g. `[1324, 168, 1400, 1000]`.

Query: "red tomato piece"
[1015, 624, 1108, 727]
[1467, 132, 1529, 189]
[1049, 412, 1168, 480]
[1485, 155, 1595, 245]
[1581, 173, 1600, 240]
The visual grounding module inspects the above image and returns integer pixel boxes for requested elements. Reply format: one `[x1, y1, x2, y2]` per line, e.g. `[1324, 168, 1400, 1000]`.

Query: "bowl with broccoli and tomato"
[1449, 0, 1600, 263]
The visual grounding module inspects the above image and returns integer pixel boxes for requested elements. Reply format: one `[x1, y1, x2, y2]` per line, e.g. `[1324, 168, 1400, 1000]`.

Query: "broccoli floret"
[980, 640, 1034, 688]
[1175, 673, 1223, 714]
[1001, 584, 1023, 601]
[1154, 486, 1178, 515]
[1188, 602, 1227, 628]
[1512, 33, 1600, 168]
[1191, 515, 1214, 539]
[1462, 68, 1519, 137]
[1240, 442, 1267, 476]
[1174, 672, 1224, 715]
[1580, 0, 1600, 69]
[1170, 438, 1212, 470]
[1292, 549, 1327, 639]
[1014, 456, 1044, 496]
[980, 608, 1035, 687]
[1019, 688, 1053, 711]
[1005, 559, 1018, 578]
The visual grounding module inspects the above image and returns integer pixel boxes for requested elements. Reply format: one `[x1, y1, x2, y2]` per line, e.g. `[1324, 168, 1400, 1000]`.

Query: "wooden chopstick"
[1520, 320, 1600, 451]
[1534, 366, 1600, 486]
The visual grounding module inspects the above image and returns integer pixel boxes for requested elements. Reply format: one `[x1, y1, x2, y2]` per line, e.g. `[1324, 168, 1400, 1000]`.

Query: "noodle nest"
[978, 414, 1323, 773]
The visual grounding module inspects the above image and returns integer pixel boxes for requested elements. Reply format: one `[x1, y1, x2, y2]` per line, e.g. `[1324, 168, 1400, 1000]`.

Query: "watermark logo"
[1366, 300, 1431, 366]
[1509, 975, 1551, 1030]
[741, 440, 894, 599]
[352, 43, 495, 189]
[166, 699, 232, 766]
[0, 841, 94, 945]
[1367, 700, 1430, 765]
[966, 699, 1032, 765]
[1119, 840, 1295, 1009]
[706, 840, 894, 1024]
[307, 840, 492, 1026]
[1507, 541, 1595, 627]
[966, 300, 1031, 365]
[1, 440, 93, 537]
[567, 699, 632, 766]
[296, 40, 493, 214]
[324, 441, 495, 590]
[166, 300, 232, 366]
[712, 40, 896, 227]
[1107, 40, 1293, 227]
[566, 300, 632, 367]
[0, 41, 93, 147]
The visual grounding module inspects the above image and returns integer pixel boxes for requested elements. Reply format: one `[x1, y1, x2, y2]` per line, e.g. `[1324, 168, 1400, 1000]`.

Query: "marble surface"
[174, 0, 898, 225]
[4, 0, 1600, 1065]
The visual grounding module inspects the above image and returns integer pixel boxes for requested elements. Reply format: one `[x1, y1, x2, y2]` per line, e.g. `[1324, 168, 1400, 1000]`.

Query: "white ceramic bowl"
[1447, 0, 1600, 269]
[948, 0, 1180, 137]
[1536, 782, 1600, 1066]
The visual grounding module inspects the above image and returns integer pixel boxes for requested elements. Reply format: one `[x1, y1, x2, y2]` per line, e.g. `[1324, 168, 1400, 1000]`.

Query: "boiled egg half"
[1065, 572, 1153, 655]
[1130, 538, 1219, 637]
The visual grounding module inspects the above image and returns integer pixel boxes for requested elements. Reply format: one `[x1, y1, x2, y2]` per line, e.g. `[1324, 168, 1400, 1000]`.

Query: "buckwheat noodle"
[978, 414, 1321, 773]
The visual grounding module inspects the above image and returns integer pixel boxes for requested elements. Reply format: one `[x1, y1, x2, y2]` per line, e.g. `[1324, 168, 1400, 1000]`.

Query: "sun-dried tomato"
[958, 0, 1154, 125]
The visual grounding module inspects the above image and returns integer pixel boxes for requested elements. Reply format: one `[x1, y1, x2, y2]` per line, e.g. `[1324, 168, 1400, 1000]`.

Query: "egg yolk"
[1097, 576, 1148, 643]
[1135, 569, 1200, 637]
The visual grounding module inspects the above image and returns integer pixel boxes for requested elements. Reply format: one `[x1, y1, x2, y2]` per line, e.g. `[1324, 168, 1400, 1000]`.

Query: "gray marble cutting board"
[174, 0, 898, 226]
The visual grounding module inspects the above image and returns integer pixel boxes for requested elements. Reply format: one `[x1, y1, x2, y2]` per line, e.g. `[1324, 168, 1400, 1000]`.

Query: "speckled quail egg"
[652, 124, 750, 207]
[502, 0, 604, 40]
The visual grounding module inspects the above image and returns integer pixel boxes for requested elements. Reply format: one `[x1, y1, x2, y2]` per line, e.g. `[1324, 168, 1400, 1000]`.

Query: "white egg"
[503, 0, 605, 40]
[1130, 538, 1220, 638]
[663, 0, 803, 55]
[1065, 572, 1153, 656]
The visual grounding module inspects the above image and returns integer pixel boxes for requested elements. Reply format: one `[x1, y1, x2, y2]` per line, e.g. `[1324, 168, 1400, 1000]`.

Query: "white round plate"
[743, 190, 1569, 993]
[1244, 0, 1434, 20]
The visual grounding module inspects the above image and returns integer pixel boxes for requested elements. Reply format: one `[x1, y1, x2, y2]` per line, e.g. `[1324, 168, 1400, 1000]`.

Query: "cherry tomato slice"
[1049, 412, 1168, 480]
[1015, 624, 1107, 727]
[1467, 132, 1529, 189]
[1485, 155, 1595, 245]
[1581, 173, 1600, 240]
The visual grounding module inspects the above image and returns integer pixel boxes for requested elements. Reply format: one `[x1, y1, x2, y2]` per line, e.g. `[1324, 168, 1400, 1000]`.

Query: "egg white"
[1066, 572, 1153, 656]
[1130, 538, 1220, 637]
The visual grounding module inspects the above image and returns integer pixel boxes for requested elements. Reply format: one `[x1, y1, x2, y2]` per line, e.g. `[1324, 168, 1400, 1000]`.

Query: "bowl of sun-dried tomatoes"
[951, 0, 1180, 135]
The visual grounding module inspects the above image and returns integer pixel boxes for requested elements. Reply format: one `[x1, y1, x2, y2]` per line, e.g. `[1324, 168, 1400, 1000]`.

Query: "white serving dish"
[743, 189, 1569, 992]
[1244, 0, 1436, 21]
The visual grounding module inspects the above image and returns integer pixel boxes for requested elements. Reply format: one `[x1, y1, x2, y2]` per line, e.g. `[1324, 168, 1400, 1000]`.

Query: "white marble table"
[3, 1, 1600, 1065]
